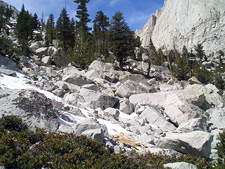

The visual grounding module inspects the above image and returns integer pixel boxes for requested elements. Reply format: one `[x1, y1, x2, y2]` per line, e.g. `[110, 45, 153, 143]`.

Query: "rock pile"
[0, 55, 224, 161]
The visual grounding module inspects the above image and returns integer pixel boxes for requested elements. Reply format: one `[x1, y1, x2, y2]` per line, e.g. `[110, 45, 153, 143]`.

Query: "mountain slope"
[136, 0, 225, 56]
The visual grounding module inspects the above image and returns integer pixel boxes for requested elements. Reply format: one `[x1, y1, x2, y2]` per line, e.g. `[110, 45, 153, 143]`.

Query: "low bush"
[0, 115, 222, 168]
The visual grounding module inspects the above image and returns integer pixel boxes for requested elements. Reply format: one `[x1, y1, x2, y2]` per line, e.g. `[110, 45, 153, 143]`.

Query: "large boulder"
[178, 84, 206, 108]
[63, 73, 94, 87]
[139, 107, 176, 132]
[88, 60, 114, 72]
[129, 91, 173, 107]
[163, 94, 205, 126]
[79, 88, 119, 110]
[51, 48, 69, 67]
[157, 131, 213, 158]
[30, 41, 44, 52]
[115, 80, 148, 98]
[72, 118, 108, 142]
[0, 89, 59, 131]
[203, 84, 224, 108]
[0, 55, 19, 71]
[35, 47, 48, 57]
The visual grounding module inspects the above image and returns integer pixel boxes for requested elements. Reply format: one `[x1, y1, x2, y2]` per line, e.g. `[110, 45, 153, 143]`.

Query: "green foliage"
[45, 13, 56, 46]
[93, 10, 110, 59]
[218, 50, 224, 66]
[15, 4, 34, 55]
[0, 5, 13, 32]
[74, 0, 91, 32]
[0, 115, 216, 169]
[195, 43, 205, 66]
[56, 8, 74, 51]
[213, 131, 225, 168]
[173, 57, 190, 81]
[109, 11, 135, 70]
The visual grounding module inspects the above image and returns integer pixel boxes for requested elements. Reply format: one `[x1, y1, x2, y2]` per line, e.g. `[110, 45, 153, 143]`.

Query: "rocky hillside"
[136, 0, 225, 56]
[0, 51, 224, 165]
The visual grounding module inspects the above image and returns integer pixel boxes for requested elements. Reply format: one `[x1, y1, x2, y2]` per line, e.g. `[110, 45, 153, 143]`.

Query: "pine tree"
[70, 0, 93, 68]
[195, 43, 205, 66]
[56, 8, 72, 51]
[15, 4, 32, 54]
[75, 0, 91, 33]
[93, 10, 109, 58]
[147, 38, 157, 76]
[109, 11, 135, 70]
[30, 13, 39, 30]
[218, 50, 224, 66]
[173, 57, 190, 81]
[46, 13, 56, 46]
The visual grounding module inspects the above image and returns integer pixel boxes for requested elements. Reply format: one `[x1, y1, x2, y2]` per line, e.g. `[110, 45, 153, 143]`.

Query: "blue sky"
[4, 0, 164, 31]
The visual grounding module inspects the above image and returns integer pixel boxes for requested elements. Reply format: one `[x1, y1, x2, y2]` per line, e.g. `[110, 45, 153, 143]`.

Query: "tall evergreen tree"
[56, 8, 72, 51]
[30, 13, 39, 30]
[146, 38, 157, 76]
[75, 0, 91, 33]
[109, 11, 135, 70]
[69, 0, 93, 68]
[195, 43, 205, 66]
[45, 13, 56, 46]
[15, 4, 32, 54]
[93, 10, 109, 58]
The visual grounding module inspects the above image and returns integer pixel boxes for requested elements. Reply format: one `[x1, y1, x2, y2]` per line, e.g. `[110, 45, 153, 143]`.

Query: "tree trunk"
[165, 45, 173, 79]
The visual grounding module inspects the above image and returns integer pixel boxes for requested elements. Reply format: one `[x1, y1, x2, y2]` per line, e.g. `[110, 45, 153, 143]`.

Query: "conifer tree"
[75, 0, 91, 33]
[30, 13, 39, 30]
[93, 10, 109, 58]
[146, 38, 157, 76]
[56, 8, 72, 51]
[70, 0, 93, 68]
[109, 11, 135, 70]
[195, 43, 205, 66]
[173, 57, 190, 80]
[15, 4, 32, 54]
[45, 13, 56, 46]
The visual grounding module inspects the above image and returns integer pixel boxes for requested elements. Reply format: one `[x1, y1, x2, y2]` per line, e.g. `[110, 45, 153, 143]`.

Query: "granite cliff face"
[136, 0, 225, 56]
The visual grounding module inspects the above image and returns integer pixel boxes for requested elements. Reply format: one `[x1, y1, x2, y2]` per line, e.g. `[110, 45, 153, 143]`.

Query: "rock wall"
[136, 0, 225, 56]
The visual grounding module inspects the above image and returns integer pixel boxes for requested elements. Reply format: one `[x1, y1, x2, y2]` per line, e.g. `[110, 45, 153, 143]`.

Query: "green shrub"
[0, 115, 215, 168]
[213, 131, 225, 168]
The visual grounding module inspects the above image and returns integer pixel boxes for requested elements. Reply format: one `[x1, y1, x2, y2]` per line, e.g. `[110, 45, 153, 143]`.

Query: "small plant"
[213, 131, 225, 168]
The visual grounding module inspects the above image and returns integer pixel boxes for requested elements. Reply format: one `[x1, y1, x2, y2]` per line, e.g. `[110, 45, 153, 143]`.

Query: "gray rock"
[88, 60, 114, 72]
[139, 106, 176, 132]
[114, 145, 121, 154]
[35, 47, 48, 57]
[73, 118, 108, 142]
[163, 94, 205, 126]
[51, 48, 69, 67]
[0, 55, 18, 71]
[63, 93, 85, 106]
[163, 162, 198, 169]
[207, 108, 225, 130]
[0, 68, 17, 77]
[55, 81, 69, 90]
[80, 88, 119, 110]
[136, 0, 225, 56]
[115, 80, 148, 98]
[41, 56, 53, 65]
[30, 41, 43, 52]
[0, 89, 59, 131]
[82, 128, 104, 142]
[63, 73, 93, 87]
[104, 108, 120, 120]
[157, 131, 213, 158]
[176, 118, 207, 133]
[188, 77, 201, 85]
[119, 99, 134, 115]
